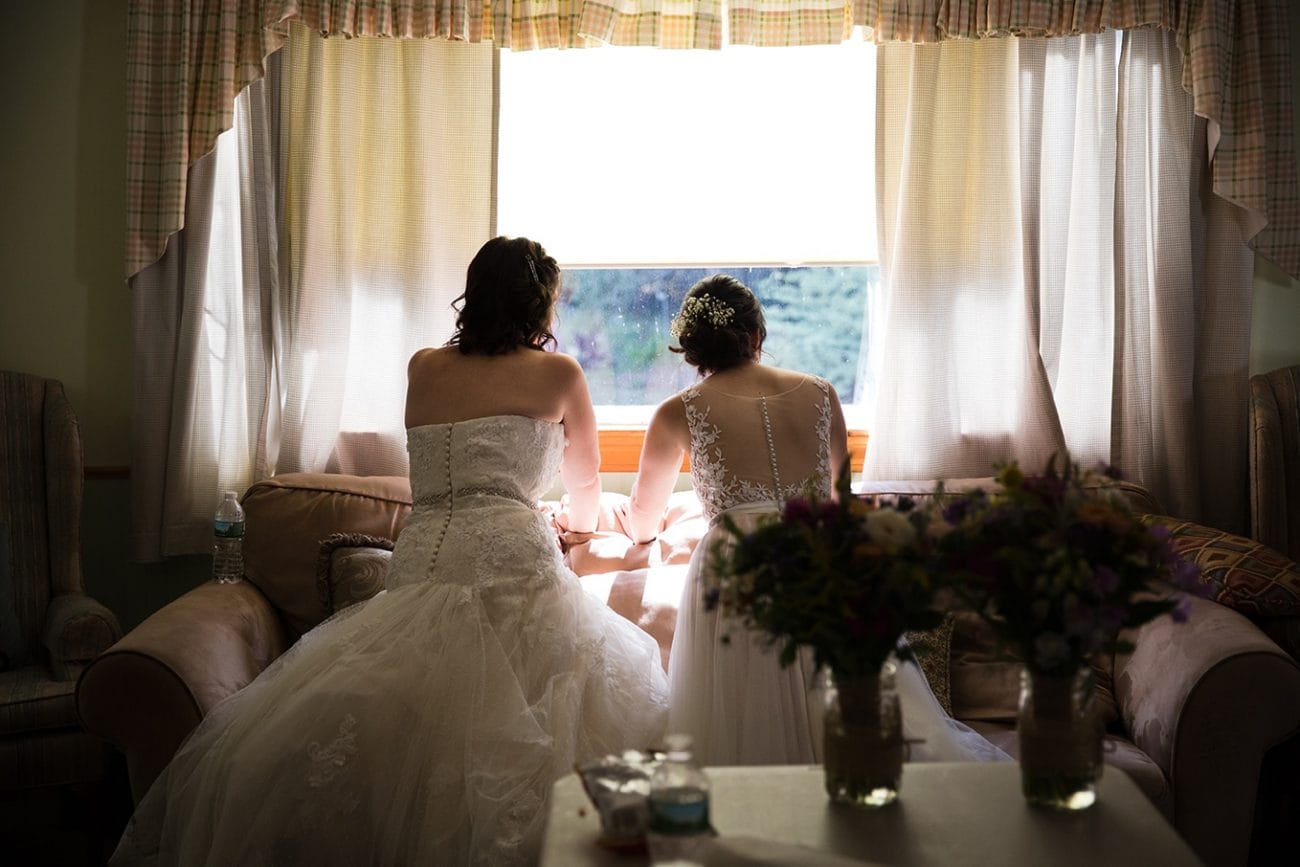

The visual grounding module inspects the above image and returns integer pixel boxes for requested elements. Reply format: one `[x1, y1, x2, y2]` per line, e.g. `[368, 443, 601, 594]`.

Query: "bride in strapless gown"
[110, 238, 669, 866]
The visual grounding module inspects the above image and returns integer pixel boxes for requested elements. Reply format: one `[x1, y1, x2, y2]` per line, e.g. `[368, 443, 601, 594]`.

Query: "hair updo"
[447, 236, 561, 355]
[670, 274, 766, 376]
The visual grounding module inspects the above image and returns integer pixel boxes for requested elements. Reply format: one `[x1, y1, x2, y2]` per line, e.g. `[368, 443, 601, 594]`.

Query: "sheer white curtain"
[867, 28, 1255, 531]
[131, 26, 495, 560]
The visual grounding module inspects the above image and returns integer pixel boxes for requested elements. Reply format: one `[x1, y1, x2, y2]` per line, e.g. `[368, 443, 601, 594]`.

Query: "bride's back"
[683, 367, 835, 519]
[404, 346, 580, 428]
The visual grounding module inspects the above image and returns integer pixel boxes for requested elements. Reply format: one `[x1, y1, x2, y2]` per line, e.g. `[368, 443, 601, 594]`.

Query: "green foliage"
[708, 463, 948, 679]
[555, 266, 875, 405]
[936, 457, 1206, 676]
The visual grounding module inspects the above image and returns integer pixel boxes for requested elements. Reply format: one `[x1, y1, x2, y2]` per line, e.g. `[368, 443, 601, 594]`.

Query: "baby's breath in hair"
[671, 294, 735, 338]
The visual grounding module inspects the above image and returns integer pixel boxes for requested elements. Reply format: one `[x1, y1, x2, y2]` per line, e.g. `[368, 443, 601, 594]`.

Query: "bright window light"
[498, 42, 878, 266]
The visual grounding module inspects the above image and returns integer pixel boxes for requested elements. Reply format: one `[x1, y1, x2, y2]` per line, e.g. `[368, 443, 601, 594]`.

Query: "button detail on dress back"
[425, 424, 455, 578]
[759, 396, 783, 502]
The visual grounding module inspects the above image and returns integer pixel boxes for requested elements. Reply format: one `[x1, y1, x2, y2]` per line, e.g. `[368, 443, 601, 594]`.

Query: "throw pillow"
[316, 533, 395, 614]
[0, 522, 28, 670]
[947, 610, 1120, 729]
[905, 613, 956, 717]
[1140, 515, 1300, 617]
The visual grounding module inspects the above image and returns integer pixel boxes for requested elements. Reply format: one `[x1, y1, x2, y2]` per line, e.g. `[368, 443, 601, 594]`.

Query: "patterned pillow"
[1141, 515, 1300, 616]
[316, 533, 395, 614]
[905, 614, 955, 717]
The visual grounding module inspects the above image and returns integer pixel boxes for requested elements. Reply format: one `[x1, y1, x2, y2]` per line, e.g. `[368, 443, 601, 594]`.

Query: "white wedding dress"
[667, 376, 1008, 766]
[111, 415, 669, 866]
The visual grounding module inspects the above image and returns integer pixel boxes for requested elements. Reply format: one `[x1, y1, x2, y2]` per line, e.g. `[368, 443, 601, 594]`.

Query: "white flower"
[865, 509, 916, 552]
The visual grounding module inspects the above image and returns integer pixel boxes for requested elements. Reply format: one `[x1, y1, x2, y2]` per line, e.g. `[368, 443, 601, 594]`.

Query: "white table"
[541, 762, 1202, 866]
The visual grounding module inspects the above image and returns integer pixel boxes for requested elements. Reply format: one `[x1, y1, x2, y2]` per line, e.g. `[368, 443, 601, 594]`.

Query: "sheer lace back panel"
[683, 375, 833, 521]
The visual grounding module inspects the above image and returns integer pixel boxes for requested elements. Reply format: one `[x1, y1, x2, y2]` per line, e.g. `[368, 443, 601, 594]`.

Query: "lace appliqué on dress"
[307, 713, 359, 788]
[683, 378, 834, 522]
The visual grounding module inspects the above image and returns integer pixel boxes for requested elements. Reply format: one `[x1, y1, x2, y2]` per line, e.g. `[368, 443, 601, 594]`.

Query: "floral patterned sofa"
[76, 471, 1300, 867]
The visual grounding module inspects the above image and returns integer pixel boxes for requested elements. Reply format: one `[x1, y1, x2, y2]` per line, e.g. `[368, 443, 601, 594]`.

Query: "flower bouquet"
[935, 456, 1204, 809]
[709, 465, 948, 806]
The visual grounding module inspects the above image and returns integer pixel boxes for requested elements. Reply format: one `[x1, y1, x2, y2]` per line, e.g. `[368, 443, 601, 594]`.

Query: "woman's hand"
[612, 499, 656, 545]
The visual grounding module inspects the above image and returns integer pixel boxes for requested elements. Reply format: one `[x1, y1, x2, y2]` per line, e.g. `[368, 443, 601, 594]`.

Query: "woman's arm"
[624, 397, 689, 544]
[827, 384, 850, 493]
[557, 356, 602, 533]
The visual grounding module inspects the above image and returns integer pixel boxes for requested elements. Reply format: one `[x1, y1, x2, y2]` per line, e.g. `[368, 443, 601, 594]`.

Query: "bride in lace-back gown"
[623, 275, 1006, 767]
[111, 238, 669, 866]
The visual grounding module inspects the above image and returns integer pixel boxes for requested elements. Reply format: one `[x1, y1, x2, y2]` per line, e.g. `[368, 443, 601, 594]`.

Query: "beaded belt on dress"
[414, 485, 535, 509]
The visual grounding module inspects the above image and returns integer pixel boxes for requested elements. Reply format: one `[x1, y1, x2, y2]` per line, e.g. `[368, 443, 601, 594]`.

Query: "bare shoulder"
[777, 365, 837, 396]
[408, 345, 453, 373]
[531, 352, 588, 398]
[652, 391, 689, 429]
[539, 350, 584, 378]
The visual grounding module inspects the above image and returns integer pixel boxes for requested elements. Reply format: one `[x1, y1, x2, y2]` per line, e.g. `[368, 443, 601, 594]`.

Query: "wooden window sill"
[598, 428, 868, 474]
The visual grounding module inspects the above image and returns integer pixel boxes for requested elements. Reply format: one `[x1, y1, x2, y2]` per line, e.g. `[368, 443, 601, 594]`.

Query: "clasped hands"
[541, 495, 656, 558]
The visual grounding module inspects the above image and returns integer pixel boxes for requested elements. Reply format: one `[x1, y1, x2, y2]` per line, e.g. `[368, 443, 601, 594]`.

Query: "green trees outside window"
[555, 266, 878, 407]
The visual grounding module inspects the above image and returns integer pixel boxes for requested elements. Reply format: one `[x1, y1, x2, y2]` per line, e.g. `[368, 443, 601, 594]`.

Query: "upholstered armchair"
[1250, 365, 1300, 562]
[0, 371, 123, 796]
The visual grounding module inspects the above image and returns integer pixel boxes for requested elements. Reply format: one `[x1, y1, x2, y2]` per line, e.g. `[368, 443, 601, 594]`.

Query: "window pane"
[498, 43, 877, 266]
[554, 266, 878, 413]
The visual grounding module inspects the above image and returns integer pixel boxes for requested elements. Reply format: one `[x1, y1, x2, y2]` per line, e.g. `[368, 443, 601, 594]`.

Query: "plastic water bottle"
[646, 734, 712, 865]
[212, 491, 245, 584]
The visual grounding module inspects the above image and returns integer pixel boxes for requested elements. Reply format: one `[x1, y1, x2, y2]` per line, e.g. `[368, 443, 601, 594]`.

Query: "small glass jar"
[1017, 665, 1104, 810]
[822, 661, 904, 808]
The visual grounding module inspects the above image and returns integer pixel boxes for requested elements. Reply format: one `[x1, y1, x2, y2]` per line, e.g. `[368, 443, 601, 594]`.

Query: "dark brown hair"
[671, 274, 767, 375]
[447, 236, 561, 355]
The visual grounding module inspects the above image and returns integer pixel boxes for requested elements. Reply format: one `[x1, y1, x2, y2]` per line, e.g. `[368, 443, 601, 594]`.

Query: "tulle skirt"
[111, 566, 669, 866]
[666, 503, 1011, 766]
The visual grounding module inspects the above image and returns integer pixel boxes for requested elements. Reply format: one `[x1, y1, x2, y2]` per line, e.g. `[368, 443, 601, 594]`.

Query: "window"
[498, 41, 879, 442]
[554, 265, 877, 417]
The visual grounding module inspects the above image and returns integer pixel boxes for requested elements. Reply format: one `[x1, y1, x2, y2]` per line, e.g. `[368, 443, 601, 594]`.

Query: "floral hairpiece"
[671, 294, 735, 338]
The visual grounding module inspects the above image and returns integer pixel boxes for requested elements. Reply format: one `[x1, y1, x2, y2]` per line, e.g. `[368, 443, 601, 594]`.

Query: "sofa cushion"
[1141, 515, 1300, 616]
[858, 476, 1165, 516]
[242, 473, 412, 637]
[0, 664, 78, 735]
[0, 523, 28, 670]
[967, 721, 1172, 819]
[948, 611, 1120, 730]
[316, 534, 394, 614]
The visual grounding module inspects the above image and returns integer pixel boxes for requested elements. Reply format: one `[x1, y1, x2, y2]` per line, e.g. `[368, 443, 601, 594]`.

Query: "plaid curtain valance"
[125, 0, 1298, 279]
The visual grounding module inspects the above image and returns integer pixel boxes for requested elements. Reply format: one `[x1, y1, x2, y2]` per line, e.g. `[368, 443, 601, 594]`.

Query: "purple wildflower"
[782, 497, 814, 525]
[1147, 524, 1171, 542]
[1170, 557, 1206, 595]
[1095, 461, 1124, 480]
[1096, 604, 1127, 631]
[1090, 566, 1120, 596]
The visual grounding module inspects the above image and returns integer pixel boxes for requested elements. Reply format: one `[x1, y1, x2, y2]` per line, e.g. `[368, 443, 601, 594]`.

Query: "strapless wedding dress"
[111, 415, 669, 866]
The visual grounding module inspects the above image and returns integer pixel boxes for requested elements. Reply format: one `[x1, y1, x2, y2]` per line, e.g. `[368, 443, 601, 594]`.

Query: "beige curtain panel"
[124, 0, 1297, 280]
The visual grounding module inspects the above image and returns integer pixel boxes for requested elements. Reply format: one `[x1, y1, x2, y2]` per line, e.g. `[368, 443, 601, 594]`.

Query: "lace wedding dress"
[668, 377, 1008, 766]
[112, 415, 669, 866]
